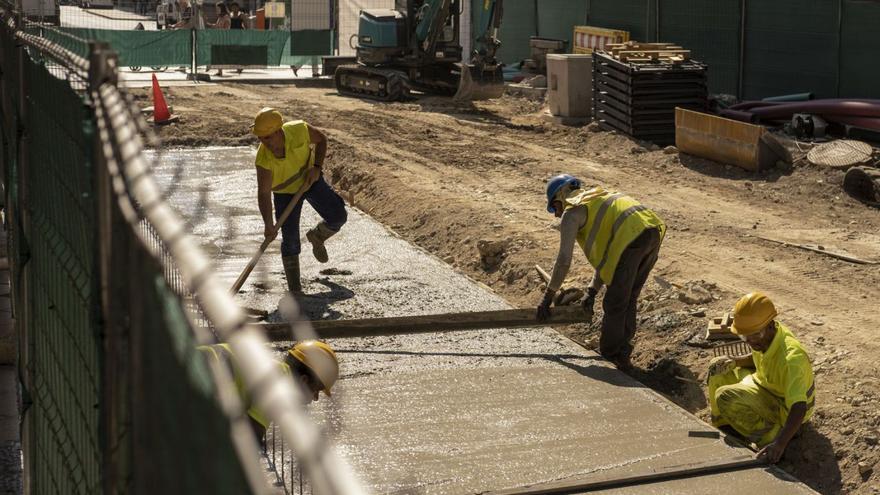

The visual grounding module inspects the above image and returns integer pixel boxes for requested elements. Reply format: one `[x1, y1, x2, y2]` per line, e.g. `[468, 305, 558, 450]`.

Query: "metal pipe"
[836, 0, 842, 97]
[737, 0, 746, 99]
[655, 0, 660, 42]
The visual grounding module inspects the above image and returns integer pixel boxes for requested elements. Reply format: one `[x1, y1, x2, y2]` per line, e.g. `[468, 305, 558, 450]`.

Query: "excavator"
[334, 0, 504, 102]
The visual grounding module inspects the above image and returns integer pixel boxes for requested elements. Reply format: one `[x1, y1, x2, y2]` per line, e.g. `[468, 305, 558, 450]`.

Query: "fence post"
[88, 41, 117, 93]
[13, 37, 34, 495]
[87, 40, 123, 495]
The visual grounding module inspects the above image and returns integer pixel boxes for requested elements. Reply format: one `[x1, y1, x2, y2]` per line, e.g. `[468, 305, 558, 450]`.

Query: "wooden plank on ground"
[260, 306, 590, 341]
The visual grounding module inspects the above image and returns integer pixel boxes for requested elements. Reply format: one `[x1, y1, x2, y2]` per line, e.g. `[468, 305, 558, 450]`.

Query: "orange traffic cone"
[150, 74, 177, 125]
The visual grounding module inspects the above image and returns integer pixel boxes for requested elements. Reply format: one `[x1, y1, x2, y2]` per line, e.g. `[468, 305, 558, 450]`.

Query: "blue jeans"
[273, 177, 347, 257]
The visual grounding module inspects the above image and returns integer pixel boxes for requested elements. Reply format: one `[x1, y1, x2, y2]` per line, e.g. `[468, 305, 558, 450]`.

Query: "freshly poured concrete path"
[152, 147, 815, 494]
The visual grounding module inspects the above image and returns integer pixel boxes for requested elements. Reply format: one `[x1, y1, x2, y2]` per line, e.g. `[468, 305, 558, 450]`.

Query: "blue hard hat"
[545, 174, 581, 213]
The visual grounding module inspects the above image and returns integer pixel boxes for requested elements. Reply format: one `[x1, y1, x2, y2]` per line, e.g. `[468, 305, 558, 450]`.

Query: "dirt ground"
[131, 82, 880, 495]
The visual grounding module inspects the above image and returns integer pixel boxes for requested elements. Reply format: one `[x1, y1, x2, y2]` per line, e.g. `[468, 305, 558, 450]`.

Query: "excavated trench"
[149, 147, 815, 494]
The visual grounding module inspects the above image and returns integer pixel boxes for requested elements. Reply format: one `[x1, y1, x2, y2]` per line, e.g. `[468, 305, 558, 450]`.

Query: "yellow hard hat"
[251, 107, 283, 137]
[288, 340, 339, 396]
[731, 291, 778, 336]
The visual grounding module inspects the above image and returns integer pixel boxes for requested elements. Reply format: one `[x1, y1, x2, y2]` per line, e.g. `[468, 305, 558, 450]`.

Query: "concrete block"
[546, 54, 593, 118]
[706, 312, 738, 341]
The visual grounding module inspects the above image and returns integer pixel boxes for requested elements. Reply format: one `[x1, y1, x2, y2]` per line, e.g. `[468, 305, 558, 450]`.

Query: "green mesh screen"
[587, 0, 649, 41]
[481, 0, 535, 66]
[839, 0, 880, 98]
[742, 0, 839, 99]
[56, 28, 193, 67]
[289, 29, 333, 56]
[196, 29, 289, 65]
[536, 0, 586, 50]
[1, 21, 260, 494]
[21, 44, 101, 495]
[658, 0, 740, 95]
[131, 267, 253, 493]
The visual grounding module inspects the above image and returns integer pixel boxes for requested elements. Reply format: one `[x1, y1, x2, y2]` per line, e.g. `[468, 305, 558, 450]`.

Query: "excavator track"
[334, 65, 411, 102]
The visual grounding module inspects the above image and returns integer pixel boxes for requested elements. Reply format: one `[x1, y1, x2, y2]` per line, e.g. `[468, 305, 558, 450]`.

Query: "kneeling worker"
[708, 292, 815, 463]
[252, 108, 348, 294]
[537, 174, 665, 370]
[198, 340, 339, 441]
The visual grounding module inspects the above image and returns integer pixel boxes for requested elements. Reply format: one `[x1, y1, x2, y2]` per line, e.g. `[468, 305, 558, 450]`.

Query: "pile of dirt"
[131, 82, 880, 494]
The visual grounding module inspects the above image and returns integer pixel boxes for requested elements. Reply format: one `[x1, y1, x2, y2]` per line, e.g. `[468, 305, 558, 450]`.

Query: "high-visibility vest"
[197, 343, 291, 429]
[254, 120, 315, 194]
[565, 187, 665, 285]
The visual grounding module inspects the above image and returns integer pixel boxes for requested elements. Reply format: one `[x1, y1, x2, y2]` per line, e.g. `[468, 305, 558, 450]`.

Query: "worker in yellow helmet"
[198, 340, 340, 442]
[707, 292, 815, 463]
[537, 175, 665, 370]
[252, 108, 348, 294]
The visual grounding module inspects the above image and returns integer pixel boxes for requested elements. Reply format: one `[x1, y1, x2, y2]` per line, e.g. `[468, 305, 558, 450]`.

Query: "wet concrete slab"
[150, 147, 815, 494]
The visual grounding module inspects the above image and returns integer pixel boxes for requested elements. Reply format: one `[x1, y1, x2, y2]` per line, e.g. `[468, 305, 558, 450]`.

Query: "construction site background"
[16, 0, 880, 99]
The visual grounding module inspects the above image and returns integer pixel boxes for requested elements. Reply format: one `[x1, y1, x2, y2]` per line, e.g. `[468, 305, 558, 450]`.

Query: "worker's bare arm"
[547, 205, 587, 292]
[308, 125, 328, 169]
[757, 401, 807, 463]
[256, 166, 276, 238]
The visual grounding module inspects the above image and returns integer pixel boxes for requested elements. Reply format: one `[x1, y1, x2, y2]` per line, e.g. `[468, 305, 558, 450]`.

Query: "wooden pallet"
[605, 42, 690, 62]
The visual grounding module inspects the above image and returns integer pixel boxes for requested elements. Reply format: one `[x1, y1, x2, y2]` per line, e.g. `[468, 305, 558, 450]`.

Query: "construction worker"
[708, 292, 815, 463]
[198, 340, 339, 442]
[536, 174, 665, 370]
[252, 108, 347, 294]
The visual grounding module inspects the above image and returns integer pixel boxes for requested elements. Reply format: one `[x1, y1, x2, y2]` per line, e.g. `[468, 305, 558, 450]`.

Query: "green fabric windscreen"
[536, 0, 587, 50]
[196, 30, 289, 65]
[658, 0, 740, 95]
[839, 0, 880, 98]
[587, 0, 649, 41]
[742, 0, 839, 99]
[481, 0, 535, 66]
[58, 28, 192, 67]
[290, 29, 333, 56]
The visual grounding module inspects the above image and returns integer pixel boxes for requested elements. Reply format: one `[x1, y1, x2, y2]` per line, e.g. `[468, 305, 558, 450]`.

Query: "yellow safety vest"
[197, 343, 291, 429]
[752, 322, 816, 417]
[565, 187, 666, 285]
[254, 120, 315, 194]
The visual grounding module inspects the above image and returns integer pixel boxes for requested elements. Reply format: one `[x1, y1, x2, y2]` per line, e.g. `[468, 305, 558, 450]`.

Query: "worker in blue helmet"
[538, 174, 666, 370]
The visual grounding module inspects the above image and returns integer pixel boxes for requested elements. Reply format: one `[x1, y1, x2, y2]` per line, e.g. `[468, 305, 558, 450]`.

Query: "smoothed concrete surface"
[151, 147, 815, 494]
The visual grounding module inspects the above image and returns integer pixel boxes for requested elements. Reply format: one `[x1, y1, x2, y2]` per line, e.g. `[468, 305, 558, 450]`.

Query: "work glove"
[707, 355, 735, 380]
[581, 287, 598, 320]
[536, 289, 555, 322]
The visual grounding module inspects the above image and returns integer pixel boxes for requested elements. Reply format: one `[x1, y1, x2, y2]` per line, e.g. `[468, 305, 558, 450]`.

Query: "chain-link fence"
[0, 5, 364, 494]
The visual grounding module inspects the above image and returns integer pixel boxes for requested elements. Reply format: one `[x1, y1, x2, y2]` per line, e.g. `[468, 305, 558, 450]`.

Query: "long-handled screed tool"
[230, 151, 316, 294]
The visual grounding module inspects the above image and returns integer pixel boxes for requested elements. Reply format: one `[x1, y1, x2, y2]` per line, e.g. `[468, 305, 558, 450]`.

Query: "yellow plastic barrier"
[573, 26, 629, 54]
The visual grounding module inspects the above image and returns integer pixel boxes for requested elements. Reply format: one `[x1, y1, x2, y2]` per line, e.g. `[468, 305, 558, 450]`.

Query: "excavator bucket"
[454, 63, 504, 101]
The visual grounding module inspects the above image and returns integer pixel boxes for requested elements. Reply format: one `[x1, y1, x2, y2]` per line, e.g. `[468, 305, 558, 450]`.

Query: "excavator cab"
[334, 0, 504, 102]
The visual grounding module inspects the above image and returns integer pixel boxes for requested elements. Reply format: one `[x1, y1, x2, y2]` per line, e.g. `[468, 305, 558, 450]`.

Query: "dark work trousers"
[273, 177, 347, 257]
[599, 228, 662, 361]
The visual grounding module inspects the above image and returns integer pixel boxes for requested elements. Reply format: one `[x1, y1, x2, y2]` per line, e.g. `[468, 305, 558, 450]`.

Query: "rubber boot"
[282, 255, 302, 294]
[305, 222, 337, 264]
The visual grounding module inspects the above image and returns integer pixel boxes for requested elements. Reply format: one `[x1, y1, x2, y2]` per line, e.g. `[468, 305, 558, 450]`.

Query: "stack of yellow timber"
[605, 42, 690, 63]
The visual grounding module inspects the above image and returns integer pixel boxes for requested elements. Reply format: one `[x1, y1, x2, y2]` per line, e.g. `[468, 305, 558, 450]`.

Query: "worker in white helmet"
[198, 340, 340, 442]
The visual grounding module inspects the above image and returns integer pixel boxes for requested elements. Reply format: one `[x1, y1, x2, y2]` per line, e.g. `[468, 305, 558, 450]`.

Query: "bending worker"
[708, 292, 815, 463]
[252, 108, 347, 294]
[198, 340, 339, 442]
[536, 174, 665, 370]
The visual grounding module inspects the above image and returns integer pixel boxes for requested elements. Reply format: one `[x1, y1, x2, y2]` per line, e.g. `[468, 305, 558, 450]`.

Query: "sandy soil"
[131, 83, 880, 494]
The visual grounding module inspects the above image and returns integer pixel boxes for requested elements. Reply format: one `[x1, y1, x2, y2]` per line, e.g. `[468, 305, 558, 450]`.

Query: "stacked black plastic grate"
[592, 49, 708, 145]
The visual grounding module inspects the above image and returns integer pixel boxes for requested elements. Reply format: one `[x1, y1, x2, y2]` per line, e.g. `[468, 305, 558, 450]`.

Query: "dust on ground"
[130, 83, 880, 495]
